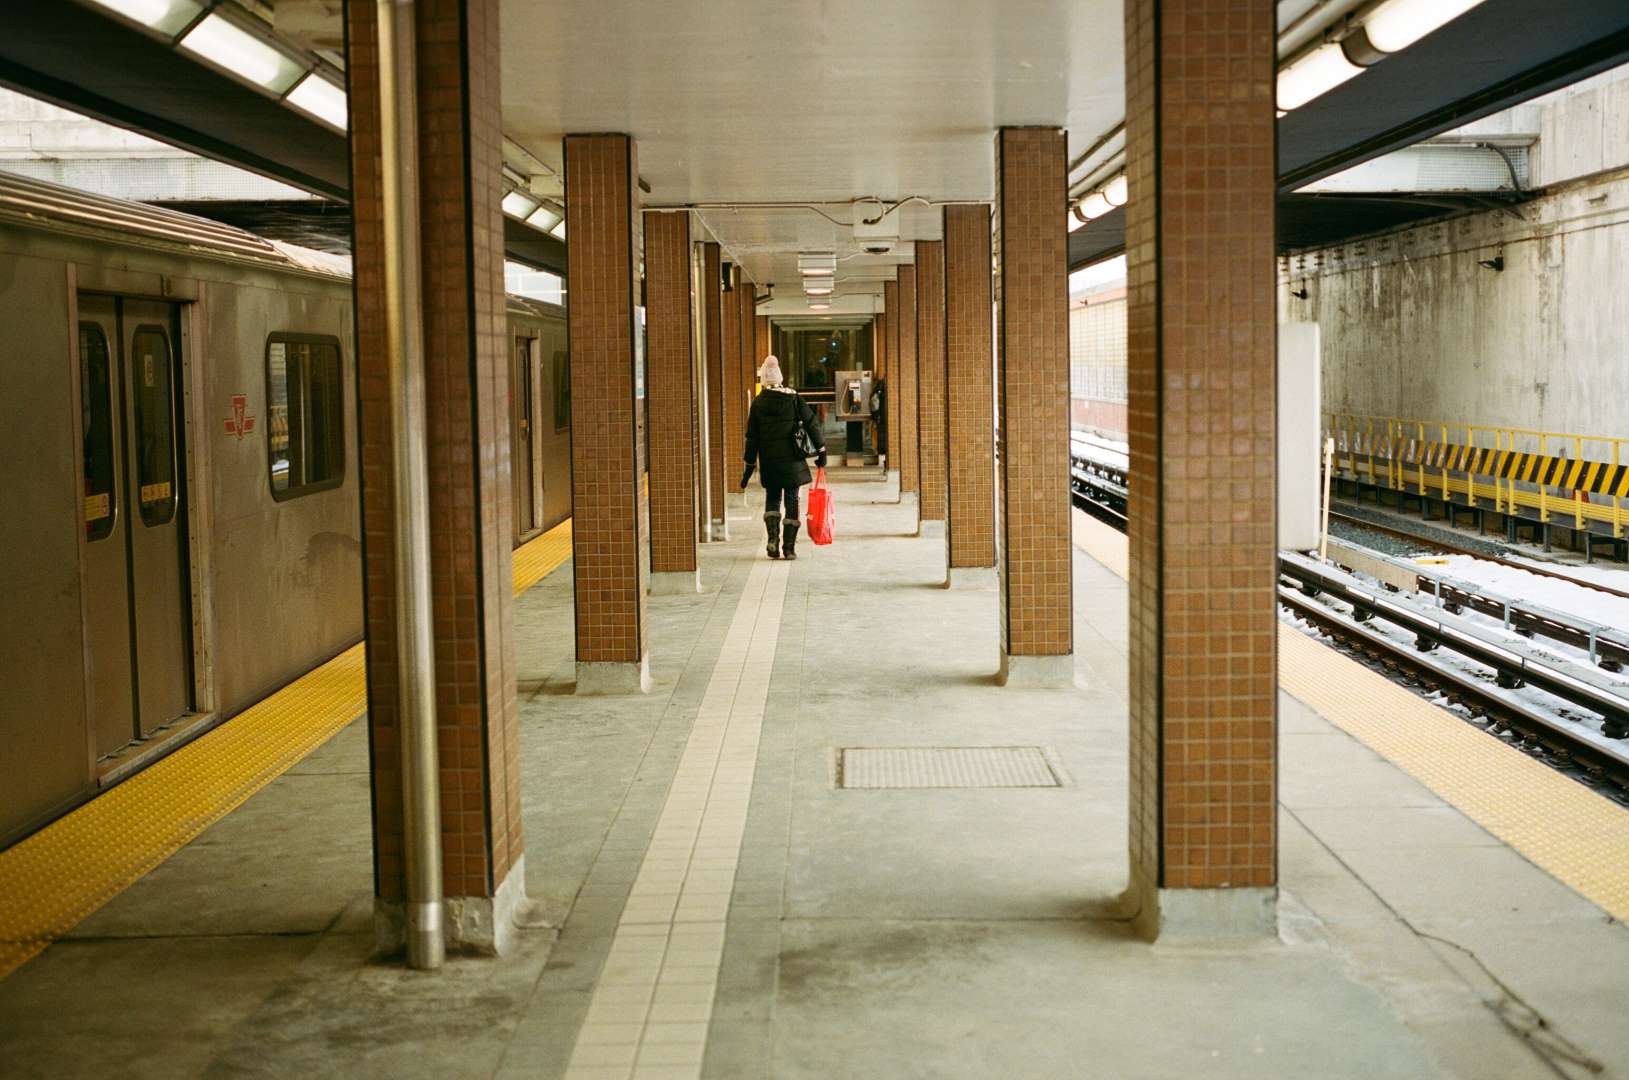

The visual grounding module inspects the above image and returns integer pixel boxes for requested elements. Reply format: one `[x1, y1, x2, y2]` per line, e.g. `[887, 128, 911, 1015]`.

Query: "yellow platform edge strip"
[1071, 510, 1629, 923]
[0, 518, 574, 981]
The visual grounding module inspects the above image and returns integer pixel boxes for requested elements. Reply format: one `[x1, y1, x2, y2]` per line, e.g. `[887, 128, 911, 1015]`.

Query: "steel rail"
[1329, 508, 1629, 603]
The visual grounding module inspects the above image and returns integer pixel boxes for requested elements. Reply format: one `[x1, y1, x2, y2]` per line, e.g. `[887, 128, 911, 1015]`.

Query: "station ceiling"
[3, 0, 1628, 286]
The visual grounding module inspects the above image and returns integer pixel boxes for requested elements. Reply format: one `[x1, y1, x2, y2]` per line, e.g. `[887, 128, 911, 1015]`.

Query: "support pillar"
[721, 262, 744, 501]
[755, 314, 770, 370]
[943, 204, 997, 588]
[994, 127, 1073, 687]
[738, 285, 758, 431]
[883, 278, 899, 483]
[564, 133, 650, 694]
[701, 243, 727, 538]
[644, 210, 701, 594]
[896, 265, 920, 510]
[915, 240, 947, 536]
[348, 0, 529, 958]
[1124, 0, 1278, 940]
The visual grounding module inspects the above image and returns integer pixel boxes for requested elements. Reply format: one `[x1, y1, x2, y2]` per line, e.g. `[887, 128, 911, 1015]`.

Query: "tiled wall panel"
[944, 204, 996, 568]
[995, 128, 1072, 657]
[1126, 0, 1278, 891]
[564, 133, 648, 665]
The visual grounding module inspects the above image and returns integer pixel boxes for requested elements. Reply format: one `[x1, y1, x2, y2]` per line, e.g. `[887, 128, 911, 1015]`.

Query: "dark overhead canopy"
[0, 0, 349, 199]
[0, 0, 566, 274]
[1069, 0, 1629, 268]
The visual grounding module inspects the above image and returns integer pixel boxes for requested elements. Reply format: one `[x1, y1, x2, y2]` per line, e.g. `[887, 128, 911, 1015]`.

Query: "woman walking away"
[741, 355, 826, 560]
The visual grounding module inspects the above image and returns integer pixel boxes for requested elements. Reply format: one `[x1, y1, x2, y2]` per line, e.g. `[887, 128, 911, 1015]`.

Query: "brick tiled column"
[644, 211, 700, 594]
[882, 278, 899, 479]
[564, 133, 650, 694]
[943, 204, 997, 586]
[755, 315, 770, 371]
[701, 243, 727, 538]
[739, 286, 758, 433]
[1124, 0, 1277, 940]
[994, 127, 1073, 687]
[915, 240, 948, 534]
[721, 264, 744, 498]
[896, 265, 920, 507]
[348, 0, 526, 956]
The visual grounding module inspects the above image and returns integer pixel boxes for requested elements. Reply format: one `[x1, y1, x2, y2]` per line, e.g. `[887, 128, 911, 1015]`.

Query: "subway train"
[0, 171, 569, 846]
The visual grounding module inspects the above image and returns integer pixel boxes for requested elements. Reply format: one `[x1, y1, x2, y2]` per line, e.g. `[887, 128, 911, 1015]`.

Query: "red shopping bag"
[806, 468, 834, 545]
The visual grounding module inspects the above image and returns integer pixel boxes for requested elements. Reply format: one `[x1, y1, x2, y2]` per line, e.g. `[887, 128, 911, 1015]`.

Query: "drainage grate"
[837, 747, 1062, 789]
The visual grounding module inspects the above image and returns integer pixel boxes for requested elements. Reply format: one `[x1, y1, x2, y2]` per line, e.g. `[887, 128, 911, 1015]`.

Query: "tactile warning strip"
[839, 747, 1060, 789]
[561, 558, 788, 1080]
[1071, 509, 1629, 923]
[0, 517, 574, 981]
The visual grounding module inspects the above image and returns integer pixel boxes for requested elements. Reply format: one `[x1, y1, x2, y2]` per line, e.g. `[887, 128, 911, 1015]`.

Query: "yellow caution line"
[0, 518, 575, 981]
[1071, 510, 1629, 922]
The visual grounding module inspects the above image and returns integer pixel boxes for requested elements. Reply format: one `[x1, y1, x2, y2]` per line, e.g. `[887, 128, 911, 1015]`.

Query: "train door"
[77, 294, 194, 756]
[512, 336, 537, 539]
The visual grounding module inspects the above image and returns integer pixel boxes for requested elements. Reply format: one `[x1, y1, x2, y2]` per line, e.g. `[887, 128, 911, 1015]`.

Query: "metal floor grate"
[838, 747, 1062, 789]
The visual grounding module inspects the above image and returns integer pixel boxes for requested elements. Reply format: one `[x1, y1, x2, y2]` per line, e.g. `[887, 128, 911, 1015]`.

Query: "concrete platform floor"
[2, 474, 1626, 1079]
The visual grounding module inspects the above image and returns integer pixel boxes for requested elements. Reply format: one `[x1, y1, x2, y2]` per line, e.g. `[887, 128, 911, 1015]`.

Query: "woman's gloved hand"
[740, 464, 755, 488]
[815, 451, 828, 468]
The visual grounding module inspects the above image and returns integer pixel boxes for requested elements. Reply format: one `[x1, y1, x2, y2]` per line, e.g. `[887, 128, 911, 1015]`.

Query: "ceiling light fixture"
[502, 191, 539, 218]
[804, 281, 834, 296]
[1103, 175, 1128, 207]
[798, 251, 837, 277]
[808, 298, 832, 311]
[284, 73, 347, 131]
[178, 12, 304, 94]
[549, 220, 565, 241]
[84, 0, 203, 35]
[1276, 41, 1363, 111]
[526, 206, 562, 233]
[1362, 0, 1487, 54]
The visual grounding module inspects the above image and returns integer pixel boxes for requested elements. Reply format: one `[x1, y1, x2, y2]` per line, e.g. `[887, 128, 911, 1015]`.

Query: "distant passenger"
[742, 355, 826, 560]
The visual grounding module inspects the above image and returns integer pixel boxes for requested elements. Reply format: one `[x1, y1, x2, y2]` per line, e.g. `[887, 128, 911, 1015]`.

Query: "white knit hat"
[758, 355, 783, 387]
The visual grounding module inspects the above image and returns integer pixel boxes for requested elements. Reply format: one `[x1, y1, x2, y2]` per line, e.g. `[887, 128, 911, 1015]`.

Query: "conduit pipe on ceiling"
[377, 0, 444, 971]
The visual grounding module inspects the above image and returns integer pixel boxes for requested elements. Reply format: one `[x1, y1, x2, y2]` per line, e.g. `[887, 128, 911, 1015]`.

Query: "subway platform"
[1, 474, 1627, 1079]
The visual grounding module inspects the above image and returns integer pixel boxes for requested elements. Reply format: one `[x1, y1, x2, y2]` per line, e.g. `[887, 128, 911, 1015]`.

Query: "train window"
[131, 326, 177, 527]
[79, 323, 117, 542]
[553, 349, 571, 432]
[266, 334, 344, 500]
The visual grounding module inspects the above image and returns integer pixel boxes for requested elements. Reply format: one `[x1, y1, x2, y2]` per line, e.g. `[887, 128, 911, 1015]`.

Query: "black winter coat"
[743, 387, 825, 488]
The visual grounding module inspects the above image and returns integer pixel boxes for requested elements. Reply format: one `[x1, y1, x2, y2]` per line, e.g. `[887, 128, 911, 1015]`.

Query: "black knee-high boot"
[781, 519, 800, 560]
[764, 512, 782, 559]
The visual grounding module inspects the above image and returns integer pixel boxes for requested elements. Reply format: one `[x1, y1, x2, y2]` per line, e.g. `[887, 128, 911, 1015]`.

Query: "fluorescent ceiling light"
[502, 191, 538, 218]
[798, 252, 836, 276]
[804, 282, 834, 295]
[179, 13, 304, 94]
[1103, 175, 1128, 207]
[549, 220, 565, 240]
[1068, 210, 1087, 234]
[808, 299, 832, 310]
[1277, 41, 1362, 112]
[285, 74, 347, 131]
[1363, 0, 1487, 54]
[1079, 192, 1114, 220]
[84, 0, 203, 35]
[526, 206, 562, 232]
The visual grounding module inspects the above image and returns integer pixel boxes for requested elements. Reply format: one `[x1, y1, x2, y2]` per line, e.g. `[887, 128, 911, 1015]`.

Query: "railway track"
[1328, 507, 1629, 603]
[1069, 448, 1629, 795]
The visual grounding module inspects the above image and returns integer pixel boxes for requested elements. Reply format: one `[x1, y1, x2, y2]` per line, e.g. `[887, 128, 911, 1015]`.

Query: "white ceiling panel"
[502, 0, 1123, 296]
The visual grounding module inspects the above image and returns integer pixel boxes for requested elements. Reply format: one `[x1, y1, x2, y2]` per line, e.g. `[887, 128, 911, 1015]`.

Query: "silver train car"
[0, 172, 568, 845]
